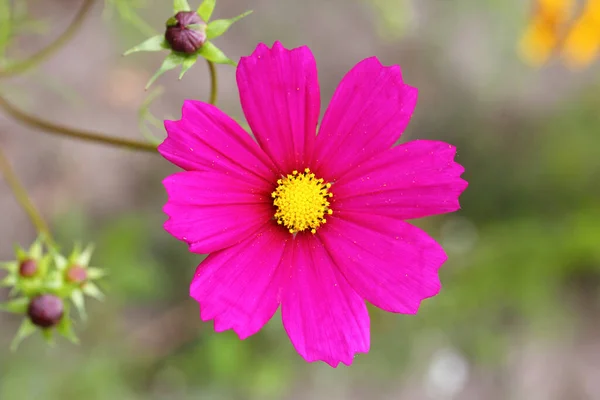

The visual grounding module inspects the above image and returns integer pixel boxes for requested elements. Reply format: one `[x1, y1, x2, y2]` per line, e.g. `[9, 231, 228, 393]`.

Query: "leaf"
[0, 297, 29, 314]
[10, 319, 36, 351]
[174, 0, 191, 12]
[197, 0, 216, 21]
[198, 42, 236, 65]
[138, 86, 165, 145]
[123, 35, 169, 56]
[41, 328, 55, 347]
[206, 10, 253, 39]
[14, 245, 28, 260]
[145, 53, 187, 89]
[179, 53, 198, 79]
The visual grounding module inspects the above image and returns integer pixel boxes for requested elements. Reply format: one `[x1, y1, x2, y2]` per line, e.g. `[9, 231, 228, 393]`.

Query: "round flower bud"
[66, 265, 87, 285]
[27, 294, 64, 328]
[18, 259, 38, 278]
[165, 11, 207, 54]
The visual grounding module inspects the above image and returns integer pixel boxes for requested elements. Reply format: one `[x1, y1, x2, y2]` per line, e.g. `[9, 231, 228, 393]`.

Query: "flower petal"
[159, 100, 277, 186]
[281, 234, 370, 367]
[319, 212, 446, 314]
[333, 140, 468, 220]
[164, 171, 274, 254]
[237, 41, 321, 173]
[190, 223, 291, 339]
[311, 57, 418, 180]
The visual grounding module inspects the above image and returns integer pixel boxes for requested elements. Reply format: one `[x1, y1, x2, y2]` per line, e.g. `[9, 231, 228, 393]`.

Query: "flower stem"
[0, 95, 158, 153]
[0, 146, 55, 245]
[0, 0, 96, 78]
[207, 60, 217, 105]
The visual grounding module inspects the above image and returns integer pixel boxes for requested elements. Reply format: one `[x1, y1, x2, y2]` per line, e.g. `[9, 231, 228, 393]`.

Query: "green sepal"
[41, 328, 55, 347]
[146, 52, 188, 89]
[71, 289, 86, 321]
[179, 54, 199, 79]
[82, 282, 104, 301]
[10, 319, 36, 351]
[198, 42, 236, 66]
[14, 245, 28, 261]
[86, 267, 107, 280]
[0, 297, 29, 314]
[28, 238, 44, 259]
[197, 0, 216, 21]
[56, 304, 79, 344]
[77, 244, 95, 267]
[53, 253, 68, 271]
[0, 261, 17, 272]
[206, 11, 253, 40]
[123, 35, 169, 56]
[174, 0, 191, 12]
[0, 274, 17, 287]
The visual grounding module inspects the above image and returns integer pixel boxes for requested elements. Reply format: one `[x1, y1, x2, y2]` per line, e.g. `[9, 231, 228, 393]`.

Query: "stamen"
[271, 168, 333, 234]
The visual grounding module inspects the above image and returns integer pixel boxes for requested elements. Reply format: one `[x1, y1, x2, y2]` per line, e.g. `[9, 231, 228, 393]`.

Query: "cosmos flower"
[158, 42, 467, 367]
[519, 0, 600, 69]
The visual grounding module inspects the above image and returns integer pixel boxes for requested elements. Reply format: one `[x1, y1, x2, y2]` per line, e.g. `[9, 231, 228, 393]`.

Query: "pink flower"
[159, 42, 467, 367]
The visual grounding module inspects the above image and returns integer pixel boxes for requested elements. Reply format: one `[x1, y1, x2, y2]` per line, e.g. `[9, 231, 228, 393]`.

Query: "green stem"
[0, 0, 96, 78]
[207, 60, 217, 105]
[0, 95, 158, 153]
[0, 146, 55, 245]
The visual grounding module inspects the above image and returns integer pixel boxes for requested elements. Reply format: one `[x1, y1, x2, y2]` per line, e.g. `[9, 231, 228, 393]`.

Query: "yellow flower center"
[271, 168, 333, 234]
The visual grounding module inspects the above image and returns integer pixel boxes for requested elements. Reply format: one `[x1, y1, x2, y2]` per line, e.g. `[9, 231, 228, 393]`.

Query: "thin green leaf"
[123, 35, 168, 56]
[0, 297, 29, 314]
[198, 42, 236, 66]
[179, 54, 198, 79]
[10, 319, 36, 351]
[145, 53, 187, 89]
[206, 10, 253, 39]
[174, 0, 191, 12]
[14, 245, 27, 260]
[138, 86, 165, 145]
[197, 0, 216, 21]
[41, 328, 55, 347]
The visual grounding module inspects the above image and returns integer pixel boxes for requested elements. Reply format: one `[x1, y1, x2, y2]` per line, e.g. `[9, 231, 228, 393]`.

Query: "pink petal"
[319, 212, 446, 314]
[159, 100, 277, 186]
[190, 223, 291, 339]
[311, 57, 418, 181]
[237, 42, 321, 173]
[281, 234, 370, 367]
[163, 171, 274, 254]
[333, 140, 468, 220]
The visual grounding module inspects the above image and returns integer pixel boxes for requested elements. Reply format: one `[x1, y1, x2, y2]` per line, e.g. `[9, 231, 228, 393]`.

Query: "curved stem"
[207, 60, 217, 105]
[0, 95, 158, 153]
[0, 0, 96, 78]
[0, 146, 54, 244]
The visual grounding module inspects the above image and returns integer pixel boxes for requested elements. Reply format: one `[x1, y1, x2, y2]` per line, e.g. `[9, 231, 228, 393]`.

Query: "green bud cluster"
[124, 0, 252, 88]
[0, 236, 106, 350]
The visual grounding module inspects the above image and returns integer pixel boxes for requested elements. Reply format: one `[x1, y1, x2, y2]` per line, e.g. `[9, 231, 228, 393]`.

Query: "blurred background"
[1, 0, 600, 399]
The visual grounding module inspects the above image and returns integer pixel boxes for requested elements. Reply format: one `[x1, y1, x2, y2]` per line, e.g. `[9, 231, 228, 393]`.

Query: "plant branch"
[0, 146, 54, 244]
[0, 95, 158, 153]
[0, 0, 96, 78]
[207, 60, 217, 105]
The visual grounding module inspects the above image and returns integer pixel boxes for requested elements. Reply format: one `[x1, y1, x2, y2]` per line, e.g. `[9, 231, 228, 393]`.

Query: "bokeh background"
[2, 0, 600, 399]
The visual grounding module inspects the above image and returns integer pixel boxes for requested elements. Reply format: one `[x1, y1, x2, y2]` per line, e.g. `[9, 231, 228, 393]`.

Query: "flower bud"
[165, 11, 207, 54]
[18, 259, 37, 278]
[27, 294, 64, 328]
[66, 265, 87, 285]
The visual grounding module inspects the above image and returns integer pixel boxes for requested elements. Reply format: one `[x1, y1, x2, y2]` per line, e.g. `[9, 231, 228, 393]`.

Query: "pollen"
[271, 168, 333, 234]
